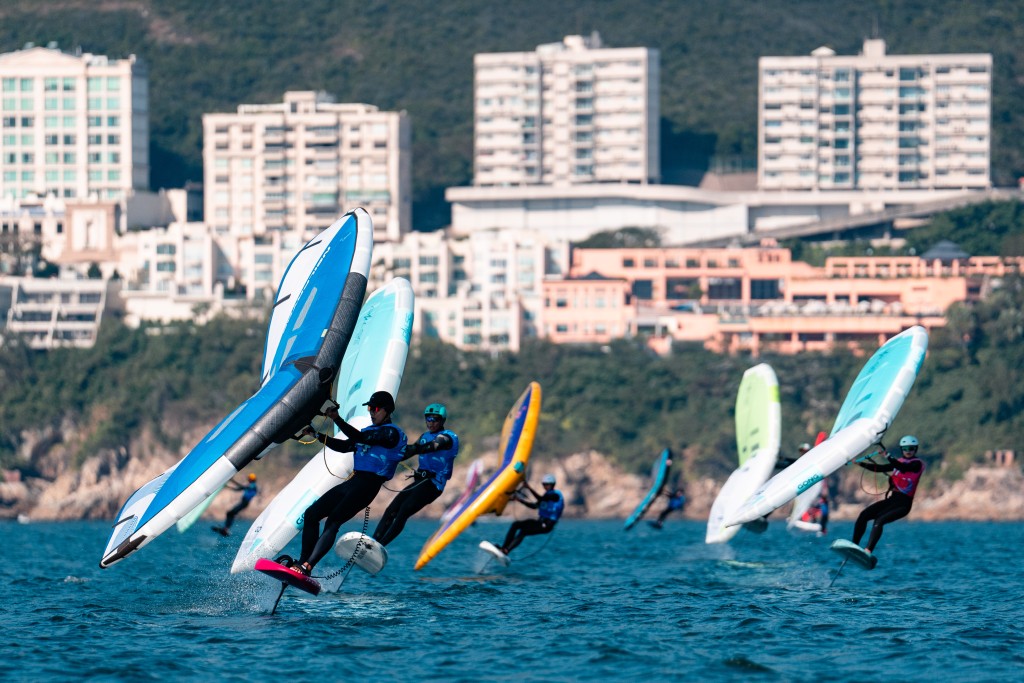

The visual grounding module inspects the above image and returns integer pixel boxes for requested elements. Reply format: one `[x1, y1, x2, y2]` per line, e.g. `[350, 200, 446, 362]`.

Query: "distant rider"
[851, 435, 925, 559]
[497, 474, 564, 556]
[650, 488, 686, 529]
[372, 403, 459, 546]
[806, 491, 830, 534]
[289, 391, 408, 576]
[216, 472, 258, 535]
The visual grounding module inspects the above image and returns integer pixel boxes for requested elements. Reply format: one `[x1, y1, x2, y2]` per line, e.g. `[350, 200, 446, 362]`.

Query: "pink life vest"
[891, 457, 925, 497]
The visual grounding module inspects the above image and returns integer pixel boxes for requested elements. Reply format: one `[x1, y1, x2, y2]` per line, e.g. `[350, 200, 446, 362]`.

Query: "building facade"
[553, 245, 1022, 355]
[202, 91, 411, 244]
[759, 39, 991, 192]
[0, 44, 148, 202]
[474, 33, 659, 188]
[0, 274, 112, 349]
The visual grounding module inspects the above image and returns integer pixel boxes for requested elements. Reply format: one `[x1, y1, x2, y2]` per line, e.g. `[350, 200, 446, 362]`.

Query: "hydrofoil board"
[830, 539, 878, 570]
[479, 540, 511, 567]
[334, 532, 388, 575]
[254, 558, 322, 595]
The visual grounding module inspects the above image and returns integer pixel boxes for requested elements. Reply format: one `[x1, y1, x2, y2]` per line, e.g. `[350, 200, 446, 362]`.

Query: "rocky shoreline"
[3, 437, 1021, 523]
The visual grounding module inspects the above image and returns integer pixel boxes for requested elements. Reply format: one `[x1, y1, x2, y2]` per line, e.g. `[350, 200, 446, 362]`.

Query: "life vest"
[242, 482, 258, 502]
[667, 494, 685, 511]
[352, 423, 408, 479]
[891, 457, 925, 497]
[538, 490, 565, 522]
[415, 429, 460, 491]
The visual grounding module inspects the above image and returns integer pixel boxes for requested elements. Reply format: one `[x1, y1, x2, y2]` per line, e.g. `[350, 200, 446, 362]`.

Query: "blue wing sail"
[100, 209, 373, 568]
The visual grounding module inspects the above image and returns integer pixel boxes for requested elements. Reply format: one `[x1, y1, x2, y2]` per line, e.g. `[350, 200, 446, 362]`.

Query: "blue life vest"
[352, 423, 408, 479]
[242, 482, 258, 502]
[538, 489, 565, 522]
[415, 429, 460, 491]
[667, 494, 685, 511]
[818, 500, 829, 516]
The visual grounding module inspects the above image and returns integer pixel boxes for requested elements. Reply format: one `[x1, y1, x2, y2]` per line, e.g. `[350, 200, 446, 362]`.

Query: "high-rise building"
[0, 44, 148, 201]
[202, 91, 411, 244]
[474, 32, 659, 188]
[758, 39, 991, 191]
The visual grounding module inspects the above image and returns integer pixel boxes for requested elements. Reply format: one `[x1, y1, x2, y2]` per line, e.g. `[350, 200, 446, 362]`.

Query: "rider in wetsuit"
[498, 474, 564, 555]
[650, 488, 686, 529]
[372, 403, 459, 546]
[218, 472, 259, 534]
[852, 435, 925, 556]
[290, 391, 408, 576]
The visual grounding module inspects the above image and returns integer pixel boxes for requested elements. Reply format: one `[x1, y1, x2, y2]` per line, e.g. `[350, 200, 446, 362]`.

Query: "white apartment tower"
[0, 44, 148, 201]
[474, 32, 659, 187]
[203, 91, 411, 244]
[759, 39, 991, 191]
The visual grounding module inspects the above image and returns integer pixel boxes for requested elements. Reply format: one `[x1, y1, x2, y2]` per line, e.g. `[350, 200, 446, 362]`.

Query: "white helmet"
[541, 474, 556, 485]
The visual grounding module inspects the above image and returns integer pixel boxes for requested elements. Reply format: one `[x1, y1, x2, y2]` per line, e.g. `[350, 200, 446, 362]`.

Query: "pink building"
[548, 245, 1023, 355]
[542, 273, 632, 344]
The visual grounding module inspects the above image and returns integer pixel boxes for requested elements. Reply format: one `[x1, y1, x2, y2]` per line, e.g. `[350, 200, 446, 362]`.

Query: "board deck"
[647, 520, 664, 530]
[254, 558, 322, 595]
[479, 540, 511, 567]
[211, 525, 230, 537]
[334, 532, 388, 575]
[830, 539, 878, 570]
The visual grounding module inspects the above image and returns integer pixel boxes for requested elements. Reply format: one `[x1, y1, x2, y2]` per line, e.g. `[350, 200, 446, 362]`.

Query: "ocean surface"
[3, 518, 1022, 681]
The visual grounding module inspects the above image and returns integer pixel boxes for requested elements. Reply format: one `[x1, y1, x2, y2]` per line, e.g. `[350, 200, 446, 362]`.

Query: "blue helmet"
[899, 435, 919, 449]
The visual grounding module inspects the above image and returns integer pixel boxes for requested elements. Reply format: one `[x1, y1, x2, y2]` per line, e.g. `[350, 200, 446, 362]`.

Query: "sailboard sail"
[441, 458, 485, 525]
[706, 363, 781, 544]
[100, 209, 373, 568]
[727, 326, 928, 527]
[623, 449, 673, 531]
[414, 382, 542, 571]
[231, 277, 414, 572]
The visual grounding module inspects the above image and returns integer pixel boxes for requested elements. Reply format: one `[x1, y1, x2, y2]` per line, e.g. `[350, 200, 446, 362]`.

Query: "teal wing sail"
[624, 449, 673, 530]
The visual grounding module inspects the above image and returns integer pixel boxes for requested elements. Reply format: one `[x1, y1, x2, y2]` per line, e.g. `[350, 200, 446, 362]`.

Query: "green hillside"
[2, 273, 1021, 480]
[1, 0, 1022, 228]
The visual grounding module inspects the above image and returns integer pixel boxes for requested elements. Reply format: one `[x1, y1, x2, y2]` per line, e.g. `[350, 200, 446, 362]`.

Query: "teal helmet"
[899, 435, 919, 449]
[424, 403, 447, 420]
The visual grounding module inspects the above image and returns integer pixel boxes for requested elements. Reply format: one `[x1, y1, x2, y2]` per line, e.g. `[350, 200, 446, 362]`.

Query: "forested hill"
[2, 1, 1023, 227]
[1, 275, 1021, 481]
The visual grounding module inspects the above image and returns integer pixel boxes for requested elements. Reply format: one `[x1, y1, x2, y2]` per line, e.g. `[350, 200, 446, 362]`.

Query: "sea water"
[2, 519, 1021, 681]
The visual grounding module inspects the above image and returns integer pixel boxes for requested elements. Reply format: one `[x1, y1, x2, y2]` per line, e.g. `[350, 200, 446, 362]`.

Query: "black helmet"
[363, 390, 395, 413]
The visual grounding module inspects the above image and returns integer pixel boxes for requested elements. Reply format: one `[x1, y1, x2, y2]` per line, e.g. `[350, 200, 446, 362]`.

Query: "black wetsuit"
[372, 470, 443, 546]
[853, 457, 923, 552]
[297, 419, 403, 569]
[501, 490, 562, 553]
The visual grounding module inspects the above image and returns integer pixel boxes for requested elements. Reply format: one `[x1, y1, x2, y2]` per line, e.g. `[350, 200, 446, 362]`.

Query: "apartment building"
[759, 39, 991, 191]
[0, 274, 111, 349]
[203, 91, 411, 244]
[0, 44, 148, 202]
[474, 32, 659, 187]
[372, 227, 570, 352]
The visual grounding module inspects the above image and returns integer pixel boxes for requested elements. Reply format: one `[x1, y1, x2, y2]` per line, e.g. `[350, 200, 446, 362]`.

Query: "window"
[632, 280, 653, 300]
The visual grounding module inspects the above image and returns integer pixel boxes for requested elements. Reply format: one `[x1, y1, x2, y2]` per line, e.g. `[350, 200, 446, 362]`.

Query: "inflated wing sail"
[706, 363, 781, 543]
[727, 326, 928, 527]
[415, 382, 542, 571]
[100, 209, 373, 568]
[623, 449, 673, 531]
[231, 278, 414, 572]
